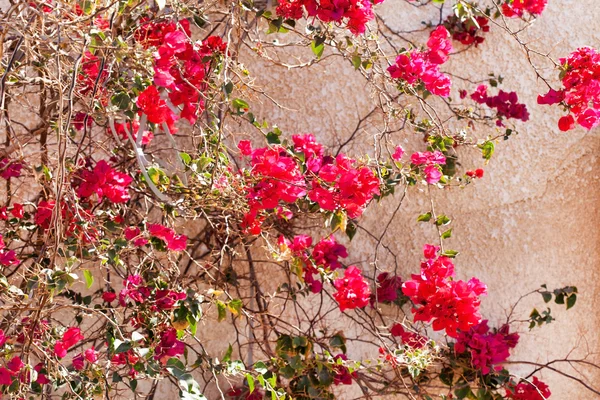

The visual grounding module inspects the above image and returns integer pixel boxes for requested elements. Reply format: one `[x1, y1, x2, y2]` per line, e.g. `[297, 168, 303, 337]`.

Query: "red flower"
[455, 320, 519, 374]
[392, 145, 405, 161]
[402, 244, 487, 338]
[501, 0, 547, 18]
[72, 354, 84, 370]
[102, 291, 117, 303]
[76, 160, 132, 203]
[558, 115, 575, 132]
[0, 158, 23, 179]
[332, 354, 357, 385]
[154, 289, 186, 310]
[540, 47, 600, 131]
[11, 203, 24, 219]
[6, 357, 23, 373]
[136, 85, 179, 132]
[390, 324, 428, 349]
[154, 328, 185, 363]
[466, 169, 484, 179]
[275, 0, 379, 35]
[312, 235, 347, 271]
[147, 223, 187, 251]
[333, 266, 371, 311]
[388, 27, 453, 97]
[54, 327, 84, 358]
[0, 368, 13, 385]
[373, 272, 403, 303]
[506, 376, 551, 399]
[308, 154, 379, 219]
[237, 140, 252, 156]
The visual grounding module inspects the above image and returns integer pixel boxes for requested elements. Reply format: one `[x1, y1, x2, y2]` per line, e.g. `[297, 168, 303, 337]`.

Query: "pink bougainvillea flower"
[54, 327, 84, 358]
[147, 223, 187, 251]
[312, 235, 347, 271]
[372, 272, 403, 303]
[84, 348, 99, 364]
[0, 367, 13, 385]
[466, 169, 484, 179]
[392, 145, 405, 161]
[0, 158, 23, 180]
[11, 203, 24, 219]
[72, 354, 85, 370]
[470, 85, 529, 124]
[102, 291, 117, 303]
[541, 47, 600, 131]
[332, 354, 357, 385]
[237, 140, 253, 156]
[501, 0, 547, 18]
[388, 26, 453, 97]
[455, 320, 519, 374]
[154, 328, 185, 363]
[402, 244, 487, 338]
[506, 376, 551, 399]
[390, 324, 428, 349]
[154, 289, 186, 310]
[6, 357, 23, 373]
[333, 266, 371, 312]
[276, 0, 378, 35]
[77, 160, 133, 203]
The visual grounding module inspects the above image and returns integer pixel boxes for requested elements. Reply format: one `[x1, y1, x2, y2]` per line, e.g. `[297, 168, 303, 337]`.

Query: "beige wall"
[231, 1, 600, 398]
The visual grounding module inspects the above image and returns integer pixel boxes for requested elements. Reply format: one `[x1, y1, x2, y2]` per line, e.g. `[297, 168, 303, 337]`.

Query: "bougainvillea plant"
[0, 0, 594, 399]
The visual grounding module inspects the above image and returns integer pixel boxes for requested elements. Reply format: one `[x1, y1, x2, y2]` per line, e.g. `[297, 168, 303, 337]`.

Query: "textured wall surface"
[224, 1, 600, 398]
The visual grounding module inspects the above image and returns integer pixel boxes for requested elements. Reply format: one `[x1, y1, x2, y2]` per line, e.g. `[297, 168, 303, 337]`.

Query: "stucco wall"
[222, 1, 600, 398]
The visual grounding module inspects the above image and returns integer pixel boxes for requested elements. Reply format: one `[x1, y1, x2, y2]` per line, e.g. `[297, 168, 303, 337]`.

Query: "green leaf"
[478, 141, 495, 161]
[345, 220, 357, 241]
[352, 54, 362, 70]
[329, 333, 347, 354]
[442, 249, 459, 258]
[115, 341, 132, 354]
[216, 301, 227, 322]
[253, 361, 268, 375]
[566, 294, 577, 309]
[83, 269, 94, 289]
[147, 167, 160, 185]
[112, 372, 122, 383]
[179, 153, 191, 165]
[232, 98, 249, 112]
[223, 344, 233, 363]
[441, 229, 452, 239]
[541, 291, 552, 303]
[417, 212, 432, 222]
[311, 40, 324, 59]
[111, 92, 131, 110]
[224, 81, 234, 95]
[246, 374, 255, 394]
[266, 131, 281, 144]
[435, 214, 451, 226]
[454, 385, 473, 399]
[228, 298, 243, 316]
